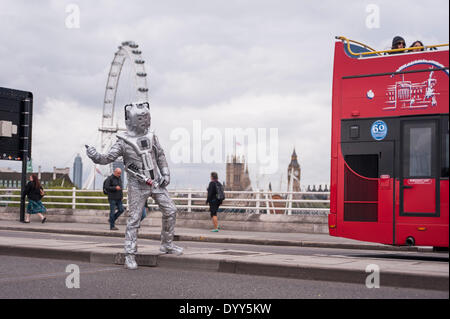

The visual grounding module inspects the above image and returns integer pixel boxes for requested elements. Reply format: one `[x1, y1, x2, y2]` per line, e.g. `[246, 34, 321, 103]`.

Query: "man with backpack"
[206, 172, 225, 232]
[104, 168, 125, 230]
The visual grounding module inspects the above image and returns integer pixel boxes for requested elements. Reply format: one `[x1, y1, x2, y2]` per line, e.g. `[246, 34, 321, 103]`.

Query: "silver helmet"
[124, 102, 151, 136]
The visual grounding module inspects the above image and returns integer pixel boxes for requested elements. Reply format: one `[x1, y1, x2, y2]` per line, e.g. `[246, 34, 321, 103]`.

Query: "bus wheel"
[406, 237, 415, 247]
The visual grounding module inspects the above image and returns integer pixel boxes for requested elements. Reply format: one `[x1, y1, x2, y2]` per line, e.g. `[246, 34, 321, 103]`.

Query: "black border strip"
[342, 67, 449, 79]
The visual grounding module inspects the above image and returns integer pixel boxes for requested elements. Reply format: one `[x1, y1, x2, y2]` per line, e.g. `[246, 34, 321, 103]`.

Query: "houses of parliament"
[224, 148, 318, 193]
[224, 155, 252, 192]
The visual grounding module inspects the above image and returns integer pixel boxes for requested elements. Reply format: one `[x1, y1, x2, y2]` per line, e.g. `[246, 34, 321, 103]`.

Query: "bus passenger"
[410, 40, 425, 52]
[390, 36, 406, 54]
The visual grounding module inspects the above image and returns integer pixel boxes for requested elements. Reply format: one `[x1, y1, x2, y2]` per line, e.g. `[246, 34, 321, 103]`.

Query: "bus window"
[403, 122, 436, 178]
[344, 154, 378, 178]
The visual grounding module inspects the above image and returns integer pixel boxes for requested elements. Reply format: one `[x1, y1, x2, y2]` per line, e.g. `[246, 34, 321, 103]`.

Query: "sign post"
[19, 98, 32, 222]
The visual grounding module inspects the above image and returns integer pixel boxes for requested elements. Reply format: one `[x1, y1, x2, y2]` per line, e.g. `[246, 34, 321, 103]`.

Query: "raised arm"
[86, 139, 124, 165]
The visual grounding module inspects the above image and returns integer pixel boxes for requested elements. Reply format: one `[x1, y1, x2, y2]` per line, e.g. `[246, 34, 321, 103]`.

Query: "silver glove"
[160, 167, 170, 187]
[86, 145, 97, 159]
[160, 174, 170, 187]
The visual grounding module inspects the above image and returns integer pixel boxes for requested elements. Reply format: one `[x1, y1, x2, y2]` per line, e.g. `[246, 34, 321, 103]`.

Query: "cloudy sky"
[0, 0, 448, 190]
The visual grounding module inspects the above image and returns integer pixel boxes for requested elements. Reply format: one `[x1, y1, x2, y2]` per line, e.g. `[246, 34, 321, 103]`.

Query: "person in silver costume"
[86, 102, 183, 270]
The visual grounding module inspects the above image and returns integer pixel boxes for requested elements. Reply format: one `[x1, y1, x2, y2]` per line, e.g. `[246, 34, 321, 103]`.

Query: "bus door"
[340, 119, 395, 244]
[396, 118, 440, 245]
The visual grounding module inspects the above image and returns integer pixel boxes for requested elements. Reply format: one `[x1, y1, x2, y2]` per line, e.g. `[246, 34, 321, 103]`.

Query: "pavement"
[0, 220, 448, 291]
[0, 220, 435, 251]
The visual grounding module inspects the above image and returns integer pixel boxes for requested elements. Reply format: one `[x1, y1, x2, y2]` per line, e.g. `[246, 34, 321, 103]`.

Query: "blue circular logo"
[371, 120, 388, 141]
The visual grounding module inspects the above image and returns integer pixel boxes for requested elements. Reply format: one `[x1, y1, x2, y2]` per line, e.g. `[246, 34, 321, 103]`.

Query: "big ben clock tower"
[287, 148, 301, 193]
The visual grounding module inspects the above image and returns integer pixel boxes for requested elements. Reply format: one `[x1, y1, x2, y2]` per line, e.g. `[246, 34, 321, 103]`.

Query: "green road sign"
[27, 160, 33, 173]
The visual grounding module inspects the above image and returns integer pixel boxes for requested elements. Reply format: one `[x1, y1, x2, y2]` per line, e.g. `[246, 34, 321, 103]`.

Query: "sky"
[0, 0, 449, 190]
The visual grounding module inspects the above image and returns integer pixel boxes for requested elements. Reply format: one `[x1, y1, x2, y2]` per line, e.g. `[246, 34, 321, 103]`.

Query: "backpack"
[215, 181, 225, 201]
[103, 177, 109, 195]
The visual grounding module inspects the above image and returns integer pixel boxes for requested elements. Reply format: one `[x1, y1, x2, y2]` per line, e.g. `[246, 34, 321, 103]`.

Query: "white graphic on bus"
[384, 70, 438, 110]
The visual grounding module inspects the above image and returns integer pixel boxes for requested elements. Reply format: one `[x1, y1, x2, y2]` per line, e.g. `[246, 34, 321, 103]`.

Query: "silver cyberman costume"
[86, 102, 183, 270]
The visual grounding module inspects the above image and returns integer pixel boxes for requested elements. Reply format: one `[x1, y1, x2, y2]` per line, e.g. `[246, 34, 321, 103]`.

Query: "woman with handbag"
[22, 174, 47, 223]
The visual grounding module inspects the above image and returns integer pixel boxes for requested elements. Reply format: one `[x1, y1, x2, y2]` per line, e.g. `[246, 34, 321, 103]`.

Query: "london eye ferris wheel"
[83, 41, 149, 189]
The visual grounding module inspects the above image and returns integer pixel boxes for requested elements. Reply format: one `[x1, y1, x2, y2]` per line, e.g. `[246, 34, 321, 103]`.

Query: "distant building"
[0, 166, 73, 188]
[306, 184, 329, 192]
[53, 167, 70, 176]
[305, 184, 330, 200]
[225, 155, 252, 192]
[287, 148, 301, 194]
[73, 154, 83, 188]
[223, 155, 252, 211]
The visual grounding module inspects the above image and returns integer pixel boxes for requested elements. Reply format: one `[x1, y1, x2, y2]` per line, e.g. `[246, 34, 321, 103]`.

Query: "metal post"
[265, 192, 270, 215]
[287, 192, 293, 215]
[72, 187, 76, 209]
[19, 157, 27, 222]
[255, 189, 260, 214]
[19, 98, 31, 223]
[187, 188, 192, 213]
[93, 165, 96, 190]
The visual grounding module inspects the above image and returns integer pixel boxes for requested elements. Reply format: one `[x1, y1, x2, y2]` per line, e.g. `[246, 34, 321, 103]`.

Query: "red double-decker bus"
[329, 37, 449, 248]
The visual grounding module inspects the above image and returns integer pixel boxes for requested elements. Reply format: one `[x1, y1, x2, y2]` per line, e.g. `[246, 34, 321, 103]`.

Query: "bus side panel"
[340, 223, 393, 245]
[396, 225, 449, 247]
[440, 180, 450, 247]
[340, 70, 449, 120]
[329, 45, 344, 236]
[395, 180, 449, 247]
[337, 185, 394, 244]
[441, 180, 449, 233]
[328, 157, 338, 236]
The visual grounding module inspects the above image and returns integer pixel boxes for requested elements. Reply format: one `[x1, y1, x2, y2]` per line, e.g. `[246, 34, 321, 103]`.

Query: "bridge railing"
[0, 188, 330, 215]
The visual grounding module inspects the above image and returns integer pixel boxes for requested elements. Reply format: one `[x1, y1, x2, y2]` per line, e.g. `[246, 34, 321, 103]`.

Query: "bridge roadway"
[0, 220, 448, 296]
[0, 254, 447, 299]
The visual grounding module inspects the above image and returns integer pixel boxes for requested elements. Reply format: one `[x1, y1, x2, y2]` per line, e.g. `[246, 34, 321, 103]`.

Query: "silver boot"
[124, 254, 138, 270]
[160, 244, 184, 255]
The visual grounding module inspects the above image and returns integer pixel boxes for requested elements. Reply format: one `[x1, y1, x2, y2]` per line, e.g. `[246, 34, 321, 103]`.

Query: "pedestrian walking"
[206, 172, 225, 232]
[104, 168, 125, 230]
[22, 174, 47, 223]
